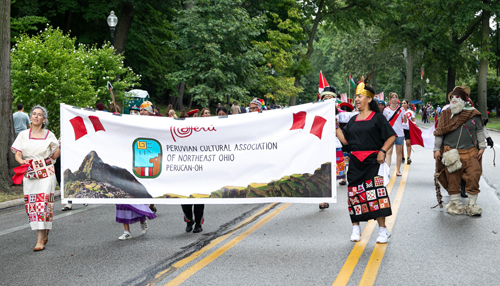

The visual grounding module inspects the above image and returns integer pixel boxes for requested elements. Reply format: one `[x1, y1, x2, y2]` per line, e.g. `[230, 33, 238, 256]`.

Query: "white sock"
[468, 194, 478, 205]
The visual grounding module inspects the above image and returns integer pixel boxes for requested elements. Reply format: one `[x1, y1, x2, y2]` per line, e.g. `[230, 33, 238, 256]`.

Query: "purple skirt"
[116, 204, 157, 224]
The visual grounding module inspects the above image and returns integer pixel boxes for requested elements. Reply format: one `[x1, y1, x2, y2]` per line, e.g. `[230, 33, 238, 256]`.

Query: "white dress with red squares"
[11, 129, 59, 230]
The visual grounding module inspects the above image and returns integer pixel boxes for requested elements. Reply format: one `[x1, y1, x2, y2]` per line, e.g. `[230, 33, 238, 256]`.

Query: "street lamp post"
[107, 11, 118, 47]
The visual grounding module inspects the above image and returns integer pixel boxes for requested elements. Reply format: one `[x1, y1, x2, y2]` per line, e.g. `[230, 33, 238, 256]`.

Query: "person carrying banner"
[336, 75, 396, 244]
[318, 86, 342, 210]
[249, 98, 264, 113]
[433, 85, 486, 216]
[179, 110, 206, 233]
[401, 99, 415, 164]
[140, 101, 158, 213]
[11, 105, 60, 251]
[383, 92, 405, 176]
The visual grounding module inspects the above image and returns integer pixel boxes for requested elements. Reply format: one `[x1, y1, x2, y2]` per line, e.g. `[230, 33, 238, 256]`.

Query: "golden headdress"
[355, 73, 375, 98]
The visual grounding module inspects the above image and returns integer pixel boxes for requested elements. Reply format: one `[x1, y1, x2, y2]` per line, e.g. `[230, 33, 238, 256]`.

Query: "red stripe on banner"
[69, 116, 88, 140]
[290, 112, 307, 130]
[149, 167, 153, 176]
[310, 116, 327, 139]
[141, 167, 145, 177]
[408, 120, 424, 147]
[89, 116, 105, 132]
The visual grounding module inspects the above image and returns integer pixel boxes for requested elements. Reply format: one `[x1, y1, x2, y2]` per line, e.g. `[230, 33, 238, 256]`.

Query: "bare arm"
[377, 135, 396, 164]
[51, 149, 61, 160]
[336, 127, 348, 145]
[15, 151, 29, 165]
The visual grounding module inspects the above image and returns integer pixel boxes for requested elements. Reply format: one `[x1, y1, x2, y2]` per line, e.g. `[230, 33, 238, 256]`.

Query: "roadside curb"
[0, 191, 61, 211]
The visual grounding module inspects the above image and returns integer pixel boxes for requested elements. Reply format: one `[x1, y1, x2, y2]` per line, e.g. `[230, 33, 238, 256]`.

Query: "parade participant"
[318, 86, 341, 210]
[140, 101, 154, 116]
[383, 92, 405, 176]
[378, 100, 386, 112]
[129, 105, 140, 115]
[337, 102, 358, 186]
[401, 99, 415, 164]
[216, 106, 229, 116]
[140, 100, 157, 213]
[200, 108, 211, 117]
[165, 104, 174, 117]
[116, 205, 156, 240]
[179, 111, 205, 233]
[434, 85, 486, 216]
[249, 98, 264, 113]
[11, 105, 60, 251]
[336, 75, 396, 243]
[186, 109, 199, 117]
[13, 103, 31, 137]
[168, 109, 178, 118]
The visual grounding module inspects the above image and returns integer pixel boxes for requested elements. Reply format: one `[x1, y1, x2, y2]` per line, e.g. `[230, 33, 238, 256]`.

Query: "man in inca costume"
[433, 85, 486, 216]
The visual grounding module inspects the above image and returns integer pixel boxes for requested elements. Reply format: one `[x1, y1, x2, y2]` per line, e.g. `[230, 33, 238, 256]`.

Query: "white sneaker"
[118, 231, 132, 240]
[141, 221, 148, 235]
[350, 225, 361, 242]
[376, 227, 391, 244]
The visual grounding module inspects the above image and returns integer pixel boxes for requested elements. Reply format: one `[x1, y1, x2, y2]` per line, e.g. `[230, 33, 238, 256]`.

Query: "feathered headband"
[355, 73, 375, 98]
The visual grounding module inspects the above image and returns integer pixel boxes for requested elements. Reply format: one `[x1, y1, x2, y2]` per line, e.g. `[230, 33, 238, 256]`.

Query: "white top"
[401, 109, 414, 130]
[336, 111, 358, 123]
[383, 105, 404, 137]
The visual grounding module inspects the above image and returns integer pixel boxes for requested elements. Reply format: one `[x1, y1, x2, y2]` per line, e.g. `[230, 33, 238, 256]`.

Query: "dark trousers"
[182, 204, 204, 225]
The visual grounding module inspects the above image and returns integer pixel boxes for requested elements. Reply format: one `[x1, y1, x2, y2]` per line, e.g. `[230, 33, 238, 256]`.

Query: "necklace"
[31, 128, 44, 134]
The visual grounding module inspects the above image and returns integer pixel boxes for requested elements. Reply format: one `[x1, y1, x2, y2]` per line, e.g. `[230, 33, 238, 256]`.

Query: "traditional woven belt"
[25, 158, 55, 180]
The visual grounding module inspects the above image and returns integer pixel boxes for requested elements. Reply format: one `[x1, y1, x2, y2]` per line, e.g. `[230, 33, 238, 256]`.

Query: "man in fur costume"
[433, 85, 486, 216]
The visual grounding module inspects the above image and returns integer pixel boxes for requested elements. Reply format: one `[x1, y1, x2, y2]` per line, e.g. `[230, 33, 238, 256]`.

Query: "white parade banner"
[60, 101, 336, 204]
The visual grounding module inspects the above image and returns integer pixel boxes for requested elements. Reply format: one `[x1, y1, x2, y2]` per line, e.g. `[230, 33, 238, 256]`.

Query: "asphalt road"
[1, 123, 499, 286]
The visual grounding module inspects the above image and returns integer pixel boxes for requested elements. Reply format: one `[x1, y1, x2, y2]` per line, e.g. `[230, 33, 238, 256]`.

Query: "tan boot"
[465, 194, 482, 216]
[445, 194, 464, 215]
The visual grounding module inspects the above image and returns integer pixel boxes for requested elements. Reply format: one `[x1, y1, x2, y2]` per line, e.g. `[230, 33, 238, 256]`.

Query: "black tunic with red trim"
[342, 111, 396, 223]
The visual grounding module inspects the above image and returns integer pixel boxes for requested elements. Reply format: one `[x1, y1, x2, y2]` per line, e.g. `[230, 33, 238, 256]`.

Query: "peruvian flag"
[318, 71, 329, 100]
[340, 93, 347, 103]
[408, 120, 435, 149]
[319, 70, 329, 91]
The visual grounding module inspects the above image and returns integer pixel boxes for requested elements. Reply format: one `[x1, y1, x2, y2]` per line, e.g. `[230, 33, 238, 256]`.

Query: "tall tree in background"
[477, 9, 490, 118]
[167, 0, 265, 108]
[0, 0, 14, 192]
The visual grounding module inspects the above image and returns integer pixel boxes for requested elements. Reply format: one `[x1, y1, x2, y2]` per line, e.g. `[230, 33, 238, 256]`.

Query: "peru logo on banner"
[60, 102, 336, 205]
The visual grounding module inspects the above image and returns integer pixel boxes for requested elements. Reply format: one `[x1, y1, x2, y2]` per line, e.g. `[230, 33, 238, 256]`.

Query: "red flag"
[318, 71, 329, 94]
[421, 67, 424, 80]
[408, 120, 435, 149]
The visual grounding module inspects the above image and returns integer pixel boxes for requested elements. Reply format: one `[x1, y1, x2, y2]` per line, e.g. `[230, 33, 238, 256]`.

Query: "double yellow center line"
[333, 163, 410, 286]
[151, 164, 410, 286]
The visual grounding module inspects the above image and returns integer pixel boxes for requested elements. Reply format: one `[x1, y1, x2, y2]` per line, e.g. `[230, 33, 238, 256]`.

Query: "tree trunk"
[0, 0, 14, 193]
[173, 82, 185, 110]
[289, 0, 324, 106]
[288, 74, 299, 106]
[477, 10, 490, 118]
[114, 1, 134, 55]
[446, 66, 456, 103]
[404, 45, 413, 102]
[63, 10, 72, 34]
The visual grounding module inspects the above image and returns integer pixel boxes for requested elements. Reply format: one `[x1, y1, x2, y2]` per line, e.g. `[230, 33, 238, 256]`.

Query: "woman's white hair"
[30, 105, 49, 128]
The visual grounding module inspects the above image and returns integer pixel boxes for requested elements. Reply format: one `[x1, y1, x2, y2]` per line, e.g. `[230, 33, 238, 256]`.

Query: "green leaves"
[11, 26, 139, 136]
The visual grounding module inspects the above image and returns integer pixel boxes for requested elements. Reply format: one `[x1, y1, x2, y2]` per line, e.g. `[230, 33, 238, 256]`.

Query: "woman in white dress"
[11, 105, 60, 251]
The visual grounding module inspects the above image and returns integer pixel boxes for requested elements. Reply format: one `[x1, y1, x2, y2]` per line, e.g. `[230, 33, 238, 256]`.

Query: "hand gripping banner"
[60, 101, 336, 204]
